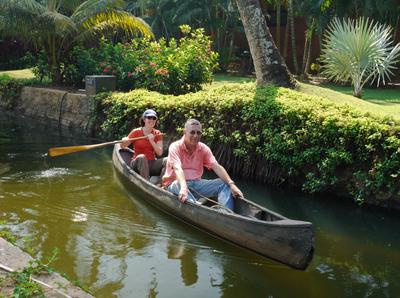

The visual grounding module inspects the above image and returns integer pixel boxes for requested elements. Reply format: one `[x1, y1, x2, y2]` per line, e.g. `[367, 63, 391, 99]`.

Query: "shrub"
[63, 25, 218, 94]
[93, 83, 400, 209]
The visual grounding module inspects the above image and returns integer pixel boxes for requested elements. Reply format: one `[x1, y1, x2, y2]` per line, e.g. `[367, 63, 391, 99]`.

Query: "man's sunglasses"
[146, 116, 157, 120]
[189, 130, 202, 136]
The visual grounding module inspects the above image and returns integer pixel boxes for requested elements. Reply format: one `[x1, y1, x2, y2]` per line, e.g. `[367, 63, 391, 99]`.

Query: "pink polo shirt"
[162, 137, 217, 186]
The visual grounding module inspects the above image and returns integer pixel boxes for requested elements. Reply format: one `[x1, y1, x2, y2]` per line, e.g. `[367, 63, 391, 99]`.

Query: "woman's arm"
[147, 134, 163, 156]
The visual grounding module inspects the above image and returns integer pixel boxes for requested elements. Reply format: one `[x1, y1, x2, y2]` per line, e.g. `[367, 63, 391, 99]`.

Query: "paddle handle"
[99, 136, 148, 147]
[48, 134, 163, 157]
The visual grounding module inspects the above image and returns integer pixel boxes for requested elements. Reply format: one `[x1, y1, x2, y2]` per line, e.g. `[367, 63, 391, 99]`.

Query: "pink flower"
[103, 67, 109, 74]
[149, 62, 157, 68]
[155, 68, 169, 75]
[127, 72, 133, 78]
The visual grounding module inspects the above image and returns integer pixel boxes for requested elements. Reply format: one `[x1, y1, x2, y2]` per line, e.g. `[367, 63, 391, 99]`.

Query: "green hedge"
[0, 76, 48, 110]
[94, 83, 400, 209]
[0, 76, 26, 109]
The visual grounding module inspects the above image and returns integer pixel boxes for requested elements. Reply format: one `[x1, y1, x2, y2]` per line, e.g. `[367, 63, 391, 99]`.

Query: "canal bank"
[0, 86, 94, 133]
[0, 237, 93, 297]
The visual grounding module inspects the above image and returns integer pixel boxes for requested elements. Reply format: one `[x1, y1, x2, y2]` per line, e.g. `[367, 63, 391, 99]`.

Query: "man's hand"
[179, 186, 189, 202]
[230, 183, 244, 199]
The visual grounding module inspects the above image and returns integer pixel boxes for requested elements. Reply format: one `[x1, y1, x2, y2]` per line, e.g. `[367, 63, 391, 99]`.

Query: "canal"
[1, 112, 399, 298]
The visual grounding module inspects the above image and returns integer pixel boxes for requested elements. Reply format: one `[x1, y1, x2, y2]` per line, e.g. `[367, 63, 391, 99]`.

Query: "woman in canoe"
[121, 109, 165, 180]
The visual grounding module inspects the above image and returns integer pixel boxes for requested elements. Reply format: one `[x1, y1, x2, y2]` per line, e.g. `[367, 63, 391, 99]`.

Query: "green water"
[1, 112, 399, 298]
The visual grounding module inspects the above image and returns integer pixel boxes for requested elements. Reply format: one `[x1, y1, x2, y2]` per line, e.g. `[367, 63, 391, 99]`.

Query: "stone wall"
[15, 86, 94, 132]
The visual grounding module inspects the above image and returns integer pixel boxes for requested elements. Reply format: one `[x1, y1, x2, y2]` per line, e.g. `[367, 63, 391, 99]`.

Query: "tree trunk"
[283, 13, 290, 61]
[304, 31, 313, 76]
[288, 0, 299, 74]
[276, 0, 281, 50]
[235, 0, 295, 88]
[301, 37, 309, 75]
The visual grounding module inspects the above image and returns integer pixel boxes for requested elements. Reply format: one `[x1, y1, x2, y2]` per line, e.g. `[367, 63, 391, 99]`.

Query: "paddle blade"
[48, 145, 94, 157]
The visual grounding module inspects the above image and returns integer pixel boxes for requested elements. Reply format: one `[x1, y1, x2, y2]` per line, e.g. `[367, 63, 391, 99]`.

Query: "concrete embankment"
[1, 86, 94, 133]
[0, 237, 94, 297]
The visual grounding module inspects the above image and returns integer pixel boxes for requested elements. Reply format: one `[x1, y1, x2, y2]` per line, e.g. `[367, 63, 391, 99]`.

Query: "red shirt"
[127, 128, 163, 160]
[162, 137, 217, 186]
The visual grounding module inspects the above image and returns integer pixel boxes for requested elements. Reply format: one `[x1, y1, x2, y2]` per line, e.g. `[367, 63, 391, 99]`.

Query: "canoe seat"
[149, 176, 161, 185]
[196, 197, 209, 205]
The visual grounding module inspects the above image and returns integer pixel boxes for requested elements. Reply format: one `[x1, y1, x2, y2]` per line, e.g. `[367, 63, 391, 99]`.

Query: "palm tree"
[321, 17, 400, 98]
[235, 0, 295, 87]
[0, 0, 153, 83]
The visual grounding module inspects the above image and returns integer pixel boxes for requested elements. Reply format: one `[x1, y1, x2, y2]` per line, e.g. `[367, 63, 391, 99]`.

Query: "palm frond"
[84, 10, 154, 38]
[71, 0, 124, 25]
[41, 10, 78, 35]
[2, 0, 45, 15]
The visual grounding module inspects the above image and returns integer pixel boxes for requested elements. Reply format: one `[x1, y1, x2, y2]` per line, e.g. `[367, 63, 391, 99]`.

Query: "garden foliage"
[60, 25, 218, 95]
[94, 83, 400, 208]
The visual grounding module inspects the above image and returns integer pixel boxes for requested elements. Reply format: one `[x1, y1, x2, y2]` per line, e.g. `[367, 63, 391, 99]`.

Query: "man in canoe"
[162, 119, 243, 210]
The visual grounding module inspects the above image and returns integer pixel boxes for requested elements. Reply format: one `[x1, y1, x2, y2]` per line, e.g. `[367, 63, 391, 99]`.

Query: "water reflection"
[167, 240, 198, 286]
[1, 112, 400, 298]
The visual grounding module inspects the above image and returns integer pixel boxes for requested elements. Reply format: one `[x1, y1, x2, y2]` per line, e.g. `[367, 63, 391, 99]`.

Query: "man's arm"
[173, 164, 189, 202]
[212, 163, 244, 198]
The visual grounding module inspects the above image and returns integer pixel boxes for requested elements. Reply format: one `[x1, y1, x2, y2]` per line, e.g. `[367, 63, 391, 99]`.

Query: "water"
[1, 112, 400, 298]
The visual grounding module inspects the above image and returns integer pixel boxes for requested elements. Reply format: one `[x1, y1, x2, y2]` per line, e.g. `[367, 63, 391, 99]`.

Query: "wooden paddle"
[48, 135, 150, 157]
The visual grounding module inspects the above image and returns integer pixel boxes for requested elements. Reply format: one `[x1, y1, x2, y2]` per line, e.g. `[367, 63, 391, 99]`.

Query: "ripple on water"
[65, 184, 97, 192]
[35, 167, 80, 178]
[71, 207, 89, 222]
[0, 162, 11, 175]
[22, 208, 40, 216]
[4, 167, 81, 181]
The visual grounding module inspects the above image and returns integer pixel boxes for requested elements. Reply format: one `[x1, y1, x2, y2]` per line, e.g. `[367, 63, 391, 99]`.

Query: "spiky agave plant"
[320, 17, 400, 98]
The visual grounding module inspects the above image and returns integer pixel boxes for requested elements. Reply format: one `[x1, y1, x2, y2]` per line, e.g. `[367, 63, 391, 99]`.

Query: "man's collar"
[179, 136, 198, 152]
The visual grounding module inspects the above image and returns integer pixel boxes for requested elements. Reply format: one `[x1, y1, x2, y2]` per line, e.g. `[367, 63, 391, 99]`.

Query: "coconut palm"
[0, 0, 153, 83]
[235, 0, 295, 87]
[320, 17, 400, 98]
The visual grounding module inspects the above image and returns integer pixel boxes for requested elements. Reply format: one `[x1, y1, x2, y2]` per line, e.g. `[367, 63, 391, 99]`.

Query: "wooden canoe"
[112, 144, 314, 270]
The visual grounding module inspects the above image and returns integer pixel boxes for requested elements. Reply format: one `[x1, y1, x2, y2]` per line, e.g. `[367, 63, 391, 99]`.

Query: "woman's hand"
[146, 133, 155, 142]
[121, 136, 130, 148]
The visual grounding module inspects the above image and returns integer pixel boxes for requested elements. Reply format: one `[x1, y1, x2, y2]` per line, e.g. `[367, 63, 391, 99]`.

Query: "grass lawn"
[299, 82, 400, 121]
[212, 73, 255, 85]
[0, 68, 35, 79]
[211, 74, 400, 121]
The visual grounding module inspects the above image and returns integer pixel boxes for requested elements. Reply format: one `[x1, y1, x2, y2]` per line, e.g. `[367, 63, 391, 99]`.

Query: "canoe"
[112, 144, 314, 270]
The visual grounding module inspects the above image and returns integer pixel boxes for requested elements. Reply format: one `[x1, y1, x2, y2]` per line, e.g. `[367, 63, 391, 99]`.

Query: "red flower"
[103, 67, 109, 74]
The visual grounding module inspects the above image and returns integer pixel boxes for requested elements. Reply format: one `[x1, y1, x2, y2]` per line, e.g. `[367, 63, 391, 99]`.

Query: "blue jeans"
[167, 178, 234, 210]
